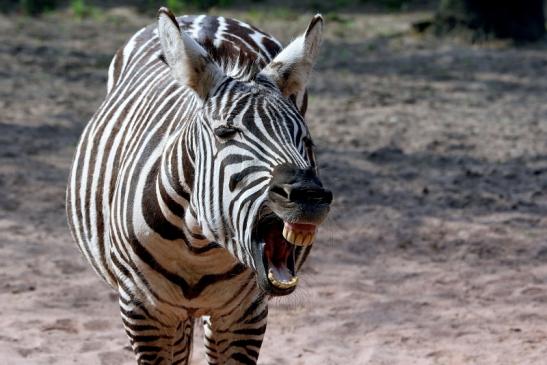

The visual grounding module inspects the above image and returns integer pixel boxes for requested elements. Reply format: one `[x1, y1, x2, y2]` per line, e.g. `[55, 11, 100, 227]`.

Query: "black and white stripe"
[67, 8, 324, 365]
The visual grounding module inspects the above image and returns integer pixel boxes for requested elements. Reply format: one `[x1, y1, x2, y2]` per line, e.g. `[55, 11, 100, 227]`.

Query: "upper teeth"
[282, 223, 316, 246]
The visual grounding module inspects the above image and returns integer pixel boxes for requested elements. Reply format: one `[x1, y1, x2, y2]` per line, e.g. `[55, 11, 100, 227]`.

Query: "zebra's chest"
[121, 224, 255, 309]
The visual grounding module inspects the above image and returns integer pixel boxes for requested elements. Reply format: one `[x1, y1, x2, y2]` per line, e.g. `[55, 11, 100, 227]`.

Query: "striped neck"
[157, 115, 210, 246]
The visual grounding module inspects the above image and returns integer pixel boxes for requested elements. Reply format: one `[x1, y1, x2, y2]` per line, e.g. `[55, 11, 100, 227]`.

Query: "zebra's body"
[67, 9, 330, 364]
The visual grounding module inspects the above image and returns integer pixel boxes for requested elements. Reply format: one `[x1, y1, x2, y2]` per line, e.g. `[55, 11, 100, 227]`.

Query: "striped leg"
[119, 294, 192, 365]
[203, 297, 268, 364]
[172, 318, 194, 365]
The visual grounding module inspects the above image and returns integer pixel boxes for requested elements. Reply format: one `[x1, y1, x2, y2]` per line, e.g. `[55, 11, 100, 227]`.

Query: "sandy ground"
[1, 7, 547, 365]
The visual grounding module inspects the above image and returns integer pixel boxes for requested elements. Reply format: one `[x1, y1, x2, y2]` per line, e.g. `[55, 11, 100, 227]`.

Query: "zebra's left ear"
[259, 14, 323, 97]
[157, 7, 224, 100]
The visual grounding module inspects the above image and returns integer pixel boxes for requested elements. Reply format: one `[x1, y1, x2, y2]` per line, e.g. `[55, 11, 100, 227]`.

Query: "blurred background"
[1, 1, 547, 364]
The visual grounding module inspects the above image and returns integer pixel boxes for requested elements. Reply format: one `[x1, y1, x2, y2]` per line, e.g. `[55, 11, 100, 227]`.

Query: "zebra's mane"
[215, 51, 264, 82]
[176, 15, 281, 83]
[158, 46, 266, 83]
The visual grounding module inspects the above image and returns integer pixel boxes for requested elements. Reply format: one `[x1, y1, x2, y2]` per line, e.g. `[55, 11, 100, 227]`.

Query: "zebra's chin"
[251, 213, 303, 296]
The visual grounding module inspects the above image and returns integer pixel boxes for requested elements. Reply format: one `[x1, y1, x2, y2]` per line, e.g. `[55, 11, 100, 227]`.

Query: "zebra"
[66, 7, 332, 365]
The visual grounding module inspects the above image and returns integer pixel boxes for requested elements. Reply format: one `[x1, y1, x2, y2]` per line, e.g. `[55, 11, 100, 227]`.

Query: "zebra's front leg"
[172, 318, 194, 365]
[119, 295, 193, 365]
[203, 295, 268, 364]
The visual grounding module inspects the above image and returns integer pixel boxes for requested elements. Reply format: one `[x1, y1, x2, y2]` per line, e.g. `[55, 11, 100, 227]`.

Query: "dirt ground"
[1, 6, 547, 365]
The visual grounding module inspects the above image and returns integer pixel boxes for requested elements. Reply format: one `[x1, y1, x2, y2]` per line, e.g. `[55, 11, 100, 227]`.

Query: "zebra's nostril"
[270, 185, 289, 199]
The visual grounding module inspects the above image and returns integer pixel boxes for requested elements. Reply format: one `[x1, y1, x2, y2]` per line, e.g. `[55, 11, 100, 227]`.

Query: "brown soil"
[1, 8, 547, 365]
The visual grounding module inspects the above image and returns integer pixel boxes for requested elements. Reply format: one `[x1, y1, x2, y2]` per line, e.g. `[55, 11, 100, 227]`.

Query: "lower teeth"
[268, 269, 299, 289]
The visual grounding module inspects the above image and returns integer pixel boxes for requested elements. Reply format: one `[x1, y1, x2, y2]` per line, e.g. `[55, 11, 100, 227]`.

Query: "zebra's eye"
[214, 125, 239, 139]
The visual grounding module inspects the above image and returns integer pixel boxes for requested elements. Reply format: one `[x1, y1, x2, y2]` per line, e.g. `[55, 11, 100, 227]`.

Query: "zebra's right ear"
[158, 8, 224, 100]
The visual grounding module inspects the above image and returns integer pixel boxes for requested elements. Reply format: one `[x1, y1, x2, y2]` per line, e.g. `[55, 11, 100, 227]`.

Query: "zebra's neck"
[154, 108, 211, 247]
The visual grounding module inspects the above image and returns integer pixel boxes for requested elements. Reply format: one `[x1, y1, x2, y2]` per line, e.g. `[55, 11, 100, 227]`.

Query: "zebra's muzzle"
[267, 164, 332, 227]
[251, 165, 331, 295]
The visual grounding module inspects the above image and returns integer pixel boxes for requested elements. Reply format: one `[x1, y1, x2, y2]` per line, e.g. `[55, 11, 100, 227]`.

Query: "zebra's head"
[158, 9, 332, 296]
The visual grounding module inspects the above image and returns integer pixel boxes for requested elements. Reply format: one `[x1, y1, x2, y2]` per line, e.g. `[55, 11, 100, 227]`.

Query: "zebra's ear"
[259, 14, 323, 97]
[157, 8, 224, 100]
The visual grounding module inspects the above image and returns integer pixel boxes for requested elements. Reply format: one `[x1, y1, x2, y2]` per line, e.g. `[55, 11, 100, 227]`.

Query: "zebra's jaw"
[252, 214, 300, 295]
[266, 222, 315, 290]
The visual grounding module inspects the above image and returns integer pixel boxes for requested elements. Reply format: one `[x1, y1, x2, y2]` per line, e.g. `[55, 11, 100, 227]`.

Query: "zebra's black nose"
[269, 165, 332, 209]
[270, 182, 333, 205]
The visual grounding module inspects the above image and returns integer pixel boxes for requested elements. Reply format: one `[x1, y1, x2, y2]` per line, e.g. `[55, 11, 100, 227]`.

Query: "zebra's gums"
[67, 7, 332, 365]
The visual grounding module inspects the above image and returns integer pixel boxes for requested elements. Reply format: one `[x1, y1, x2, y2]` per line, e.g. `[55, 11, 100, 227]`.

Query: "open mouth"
[252, 213, 317, 295]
